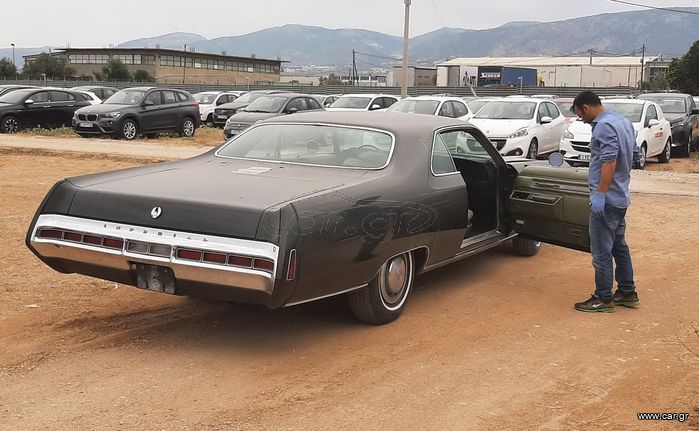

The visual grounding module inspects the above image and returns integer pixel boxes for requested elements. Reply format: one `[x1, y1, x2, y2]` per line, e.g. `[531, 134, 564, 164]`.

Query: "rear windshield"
[194, 93, 218, 104]
[474, 101, 537, 120]
[330, 97, 372, 109]
[216, 124, 394, 169]
[389, 99, 440, 115]
[104, 89, 146, 105]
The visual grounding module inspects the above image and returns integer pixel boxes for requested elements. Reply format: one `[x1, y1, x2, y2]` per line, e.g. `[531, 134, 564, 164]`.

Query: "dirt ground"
[0, 140, 698, 431]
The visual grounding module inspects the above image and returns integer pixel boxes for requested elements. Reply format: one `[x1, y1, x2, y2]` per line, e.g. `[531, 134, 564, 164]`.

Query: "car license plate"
[79, 122, 93, 128]
[134, 263, 176, 294]
[217, 115, 227, 119]
[578, 154, 591, 161]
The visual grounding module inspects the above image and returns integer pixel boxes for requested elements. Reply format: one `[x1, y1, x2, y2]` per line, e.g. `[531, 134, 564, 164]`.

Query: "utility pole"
[639, 43, 646, 90]
[352, 49, 358, 86]
[401, 0, 411, 98]
[10, 43, 15, 79]
[588, 49, 593, 66]
[183, 44, 187, 85]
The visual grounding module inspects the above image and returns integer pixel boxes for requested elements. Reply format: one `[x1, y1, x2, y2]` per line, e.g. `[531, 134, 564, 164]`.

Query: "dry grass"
[17, 125, 224, 149]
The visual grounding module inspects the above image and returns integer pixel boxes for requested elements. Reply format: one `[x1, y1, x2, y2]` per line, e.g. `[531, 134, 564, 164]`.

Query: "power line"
[605, 0, 699, 15]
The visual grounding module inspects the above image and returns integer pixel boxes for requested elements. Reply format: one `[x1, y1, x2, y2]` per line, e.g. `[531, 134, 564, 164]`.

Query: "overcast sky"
[3, 0, 698, 47]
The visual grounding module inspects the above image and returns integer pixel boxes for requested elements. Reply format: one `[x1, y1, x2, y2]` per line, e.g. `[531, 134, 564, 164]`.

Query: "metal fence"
[1, 78, 636, 98]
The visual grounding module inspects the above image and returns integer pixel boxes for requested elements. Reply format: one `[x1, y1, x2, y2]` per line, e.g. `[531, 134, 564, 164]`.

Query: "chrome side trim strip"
[283, 284, 367, 308]
[422, 233, 517, 273]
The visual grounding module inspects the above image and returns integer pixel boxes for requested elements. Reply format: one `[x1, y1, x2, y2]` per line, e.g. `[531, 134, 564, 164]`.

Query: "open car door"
[507, 165, 590, 252]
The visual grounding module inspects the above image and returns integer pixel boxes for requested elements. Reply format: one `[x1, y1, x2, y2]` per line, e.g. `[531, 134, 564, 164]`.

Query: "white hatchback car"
[468, 99, 566, 159]
[560, 99, 672, 168]
[327, 94, 399, 112]
[194, 91, 242, 124]
[387, 96, 471, 120]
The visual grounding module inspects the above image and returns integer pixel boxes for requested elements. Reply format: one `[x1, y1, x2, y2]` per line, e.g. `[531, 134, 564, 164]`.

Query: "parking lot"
[0, 134, 697, 430]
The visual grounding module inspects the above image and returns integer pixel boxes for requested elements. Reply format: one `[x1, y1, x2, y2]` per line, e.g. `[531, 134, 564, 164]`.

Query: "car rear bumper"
[28, 214, 280, 304]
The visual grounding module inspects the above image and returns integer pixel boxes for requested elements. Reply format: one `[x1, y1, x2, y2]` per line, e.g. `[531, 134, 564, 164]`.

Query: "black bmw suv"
[73, 87, 200, 140]
[0, 87, 91, 133]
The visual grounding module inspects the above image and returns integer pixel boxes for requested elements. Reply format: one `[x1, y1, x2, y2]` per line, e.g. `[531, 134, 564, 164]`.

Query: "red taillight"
[286, 249, 297, 281]
[102, 237, 124, 249]
[177, 248, 202, 261]
[203, 252, 227, 265]
[38, 229, 63, 239]
[253, 258, 275, 273]
[63, 231, 82, 242]
[228, 255, 253, 268]
[83, 234, 102, 246]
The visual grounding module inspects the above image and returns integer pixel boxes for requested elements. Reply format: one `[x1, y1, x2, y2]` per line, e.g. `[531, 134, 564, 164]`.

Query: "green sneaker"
[575, 295, 615, 313]
[613, 291, 640, 308]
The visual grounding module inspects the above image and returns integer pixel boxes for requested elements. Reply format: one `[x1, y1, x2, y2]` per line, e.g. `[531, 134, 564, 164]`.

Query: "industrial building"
[436, 56, 667, 88]
[387, 66, 438, 87]
[24, 48, 282, 85]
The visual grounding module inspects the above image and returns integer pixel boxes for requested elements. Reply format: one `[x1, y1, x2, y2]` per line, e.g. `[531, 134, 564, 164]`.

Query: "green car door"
[508, 165, 591, 252]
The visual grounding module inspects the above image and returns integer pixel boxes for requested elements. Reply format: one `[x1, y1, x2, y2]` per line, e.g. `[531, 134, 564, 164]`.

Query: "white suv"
[468, 99, 566, 159]
[194, 91, 242, 124]
[560, 99, 672, 168]
[327, 94, 399, 112]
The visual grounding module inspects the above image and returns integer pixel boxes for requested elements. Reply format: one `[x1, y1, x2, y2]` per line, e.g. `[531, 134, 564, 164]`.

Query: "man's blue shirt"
[589, 110, 639, 209]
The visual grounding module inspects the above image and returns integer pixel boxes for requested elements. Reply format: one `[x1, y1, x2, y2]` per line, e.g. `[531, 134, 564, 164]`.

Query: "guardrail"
[1, 78, 636, 98]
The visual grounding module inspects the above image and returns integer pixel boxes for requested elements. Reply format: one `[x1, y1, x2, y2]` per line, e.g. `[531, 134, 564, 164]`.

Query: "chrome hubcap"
[640, 147, 646, 167]
[183, 120, 194, 136]
[124, 122, 136, 139]
[665, 142, 671, 159]
[4, 118, 18, 133]
[528, 143, 537, 159]
[380, 255, 408, 307]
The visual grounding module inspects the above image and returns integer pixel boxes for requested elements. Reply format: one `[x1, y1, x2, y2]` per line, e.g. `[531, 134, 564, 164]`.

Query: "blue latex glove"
[590, 192, 606, 216]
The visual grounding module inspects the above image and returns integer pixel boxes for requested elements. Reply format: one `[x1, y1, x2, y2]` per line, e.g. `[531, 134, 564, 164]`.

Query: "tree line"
[0, 53, 155, 82]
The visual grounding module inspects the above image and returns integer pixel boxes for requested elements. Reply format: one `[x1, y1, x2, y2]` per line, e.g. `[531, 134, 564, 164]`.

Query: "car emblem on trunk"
[151, 206, 162, 219]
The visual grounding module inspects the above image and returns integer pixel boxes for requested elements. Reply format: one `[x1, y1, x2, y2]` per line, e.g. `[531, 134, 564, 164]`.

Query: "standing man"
[572, 91, 641, 313]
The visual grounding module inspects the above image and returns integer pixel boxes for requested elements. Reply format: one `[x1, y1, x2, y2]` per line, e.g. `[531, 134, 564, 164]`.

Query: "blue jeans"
[589, 205, 636, 300]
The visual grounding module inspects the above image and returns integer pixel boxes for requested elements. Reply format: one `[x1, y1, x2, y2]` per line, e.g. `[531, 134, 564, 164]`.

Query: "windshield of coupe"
[330, 97, 372, 109]
[244, 96, 288, 113]
[389, 100, 440, 115]
[474, 101, 537, 120]
[104, 89, 146, 105]
[0, 89, 34, 104]
[640, 97, 686, 114]
[217, 124, 393, 169]
[604, 103, 644, 123]
[194, 93, 217, 104]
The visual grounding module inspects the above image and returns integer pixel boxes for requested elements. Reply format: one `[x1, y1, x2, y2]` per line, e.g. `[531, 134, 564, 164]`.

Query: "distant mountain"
[117, 32, 207, 49]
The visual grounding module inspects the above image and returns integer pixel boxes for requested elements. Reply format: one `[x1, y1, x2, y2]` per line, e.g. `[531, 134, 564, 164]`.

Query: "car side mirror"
[24, 99, 34, 105]
[287, 107, 298, 114]
[647, 118, 660, 128]
[142, 100, 155, 107]
[540, 116, 553, 124]
[324, 102, 332, 107]
[369, 104, 381, 111]
[548, 152, 566, 168]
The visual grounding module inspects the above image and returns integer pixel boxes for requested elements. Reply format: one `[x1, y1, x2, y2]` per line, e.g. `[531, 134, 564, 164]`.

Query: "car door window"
[306, 97, 322, 110]
[452, 101, 468, 117]
[432, 132, 458, 175]
[537, 103, 548, 122]
[216, 95, 227, 106]
[287, 98, 308, 112]
[381, 97, 398, 109]
[30, 91, 49, 103]
[162, 91, 177, 105]
[145, 91, 162, 105]
[545, 102, 560, 119]
[439, 102, 455, 118]
[645, 105, 658, 126]
[48, 91, 69, 102]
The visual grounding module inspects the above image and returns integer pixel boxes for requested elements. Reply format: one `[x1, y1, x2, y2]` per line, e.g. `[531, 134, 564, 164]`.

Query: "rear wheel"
[180, 117, 196, 138]
[120, 119, 138, 140]
[348, 252, 414, 325]
[633, 144, 647, 170]
[1, 116, 20, 134]
[657, 139, 671, 164]
[512, 237, 541, 257]
[526, 139, 538, 159]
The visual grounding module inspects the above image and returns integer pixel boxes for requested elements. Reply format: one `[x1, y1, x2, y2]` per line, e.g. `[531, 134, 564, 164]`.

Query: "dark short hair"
[572, 91, 602, 110]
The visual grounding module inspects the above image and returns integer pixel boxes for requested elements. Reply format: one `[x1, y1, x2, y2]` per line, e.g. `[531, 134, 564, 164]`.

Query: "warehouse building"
[24, 48, 282, 85]
[436, 56, 666, 88]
